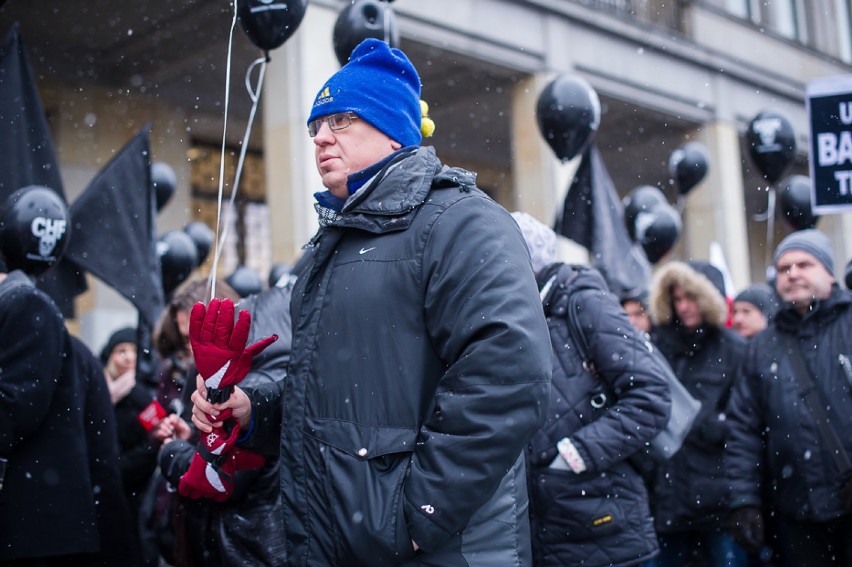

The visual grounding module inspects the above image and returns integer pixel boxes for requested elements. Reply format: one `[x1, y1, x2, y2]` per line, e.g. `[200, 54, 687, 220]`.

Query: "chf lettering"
[30, 217, 66, 258]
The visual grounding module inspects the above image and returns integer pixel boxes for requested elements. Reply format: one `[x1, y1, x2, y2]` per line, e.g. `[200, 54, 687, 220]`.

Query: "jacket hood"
[774, 285, 852, 332]
[649, 261, 728, 328]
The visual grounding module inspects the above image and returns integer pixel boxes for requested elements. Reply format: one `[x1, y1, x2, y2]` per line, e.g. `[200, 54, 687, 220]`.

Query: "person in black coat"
[70, 335, 140, 566]
[100, 326, 162, 560]
[512, 212, 671, 567]
[727, 230, 852, 566]
[155, 278, 293, 567]
[0, 270, 100, 563]
[189, 39, 551, 566]
[646, 261, 747, 567]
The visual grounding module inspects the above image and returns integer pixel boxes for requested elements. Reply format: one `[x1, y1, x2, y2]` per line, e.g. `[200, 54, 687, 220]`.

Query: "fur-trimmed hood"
[649, 261, 727, 328]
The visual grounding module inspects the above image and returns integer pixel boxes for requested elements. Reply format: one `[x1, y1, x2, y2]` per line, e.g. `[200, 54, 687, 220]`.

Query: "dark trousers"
[775, 514, 852, 567]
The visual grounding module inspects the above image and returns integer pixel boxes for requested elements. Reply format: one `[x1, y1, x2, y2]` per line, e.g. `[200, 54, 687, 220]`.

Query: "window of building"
[722, 0, 808, 44]
[187, 143, 270, 281]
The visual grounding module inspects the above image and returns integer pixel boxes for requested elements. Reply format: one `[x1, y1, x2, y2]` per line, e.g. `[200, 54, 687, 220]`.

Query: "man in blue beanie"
[727, 228, 852, 565]
[190, 39, 551, 566]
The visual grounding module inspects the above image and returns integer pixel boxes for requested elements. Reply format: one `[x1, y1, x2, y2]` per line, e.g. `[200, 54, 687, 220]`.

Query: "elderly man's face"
[312, 113, 401, 199]
[775, 250, 835, 314]
[732, 301, 767, 338]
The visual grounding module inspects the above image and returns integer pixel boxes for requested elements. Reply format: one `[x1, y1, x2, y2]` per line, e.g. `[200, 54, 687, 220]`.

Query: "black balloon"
[0, 185, 70, 276]
[746, 110, 796, 184]
[333, 0, 399, 66]
[778, 174, 819, 231]
[227, 265, 263, 298]
[845, 259, 851, 290]
[634, 202, 681, 264]
[151, 162, 177, 212]
[623, 185, 667, 241]
[157, 230, 198, 295]
[536, 74, 601, 162]
[239, 0, 308, 52]
[268, 261, 291, 288]
[669, 142, 709, 195]
[183, 221, 215, 265]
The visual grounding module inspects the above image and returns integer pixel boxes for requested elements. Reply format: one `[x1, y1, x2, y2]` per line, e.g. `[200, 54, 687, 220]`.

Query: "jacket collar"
[775, 285, 851, 332]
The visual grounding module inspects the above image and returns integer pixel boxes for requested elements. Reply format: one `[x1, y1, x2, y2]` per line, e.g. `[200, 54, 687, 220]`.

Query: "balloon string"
[208, 1, 239, 300]
[383, 5, 392, 42]
[764, 186, 776, 270]
[209, 55, 268, 286]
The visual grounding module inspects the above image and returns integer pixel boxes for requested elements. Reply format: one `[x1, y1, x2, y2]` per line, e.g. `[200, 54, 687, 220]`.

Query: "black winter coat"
[70, 336, 140, 566]
[158, 282, 293, 567]
[727, 287, 852, 522]
[527, 264, 670, 567]
[648, 324, 745, 531]
[0, 271, 99, 561]
[244, 146, 552, 566]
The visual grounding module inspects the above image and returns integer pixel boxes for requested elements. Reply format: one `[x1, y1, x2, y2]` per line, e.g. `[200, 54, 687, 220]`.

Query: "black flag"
[65, 127, 164, 328]
[556, 145, 651, 296]
[0, 24, 65, 202]
[0, 24, 86, 313]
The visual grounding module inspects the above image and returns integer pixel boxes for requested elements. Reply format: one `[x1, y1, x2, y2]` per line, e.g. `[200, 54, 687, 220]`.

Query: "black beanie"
[734, 284, 779, 320]
[100, 327, 137, 365]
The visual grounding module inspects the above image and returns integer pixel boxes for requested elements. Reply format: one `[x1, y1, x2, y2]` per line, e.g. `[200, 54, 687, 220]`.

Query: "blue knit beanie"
[773, 229, 834, 275]
[307, 38, 422, 147]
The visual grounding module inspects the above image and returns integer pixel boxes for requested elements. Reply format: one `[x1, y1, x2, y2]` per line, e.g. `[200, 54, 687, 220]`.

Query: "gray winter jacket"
[727, 286, 852, 522]
[244, 146, 552, 566]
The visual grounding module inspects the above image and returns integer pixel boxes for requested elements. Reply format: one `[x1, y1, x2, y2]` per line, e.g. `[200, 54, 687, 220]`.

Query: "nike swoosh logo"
[359, 247, 376, 255]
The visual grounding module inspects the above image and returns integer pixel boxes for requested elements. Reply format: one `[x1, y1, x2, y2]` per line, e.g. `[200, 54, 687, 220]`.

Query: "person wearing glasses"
[190, 38, 551, 566]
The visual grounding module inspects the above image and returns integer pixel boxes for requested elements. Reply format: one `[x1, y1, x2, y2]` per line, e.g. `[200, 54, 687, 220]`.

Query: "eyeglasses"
[308, 112, 358, 137]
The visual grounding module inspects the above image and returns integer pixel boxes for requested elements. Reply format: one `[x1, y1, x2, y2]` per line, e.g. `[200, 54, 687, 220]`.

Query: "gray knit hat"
[510, 211, 557, 274]
[773, 229, 834, 275]
[734, 283, 779, 319]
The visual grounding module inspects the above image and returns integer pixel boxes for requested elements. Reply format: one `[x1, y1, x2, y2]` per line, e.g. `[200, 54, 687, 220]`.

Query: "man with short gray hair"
[727, 229, 852, 566]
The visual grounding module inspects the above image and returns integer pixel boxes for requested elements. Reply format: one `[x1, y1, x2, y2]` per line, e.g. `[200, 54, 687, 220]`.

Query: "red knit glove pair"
[189, 298, 277, 423]
[179, 298, 277, 501]
[178, 420, 265, 501]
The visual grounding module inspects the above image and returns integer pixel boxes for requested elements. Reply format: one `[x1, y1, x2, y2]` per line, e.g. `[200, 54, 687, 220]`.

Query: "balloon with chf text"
[239, 0, 309, 52]
[746, 110, 796, 184]
[333, 0, 399, 66]
[536, 74, 601, 162]
[0, 185, 70, 276]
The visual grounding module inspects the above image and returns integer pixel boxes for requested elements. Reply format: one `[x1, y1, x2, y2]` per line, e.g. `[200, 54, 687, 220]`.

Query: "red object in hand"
[188, 298, 277, 420]
[177, 419, 265, 501]
[137, 400, 167, 431]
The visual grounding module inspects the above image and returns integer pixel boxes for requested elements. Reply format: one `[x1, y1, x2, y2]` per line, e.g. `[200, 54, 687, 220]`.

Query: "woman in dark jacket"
[156, 279, 293, 566]
[513, 212, 671, 567]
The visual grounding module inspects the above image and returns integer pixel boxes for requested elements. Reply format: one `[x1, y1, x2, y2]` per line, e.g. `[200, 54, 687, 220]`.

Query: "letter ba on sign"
[807, 75, 852, 214]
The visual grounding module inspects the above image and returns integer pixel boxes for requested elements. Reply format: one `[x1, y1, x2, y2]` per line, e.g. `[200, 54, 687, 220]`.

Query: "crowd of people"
[1, 37, 851, 567]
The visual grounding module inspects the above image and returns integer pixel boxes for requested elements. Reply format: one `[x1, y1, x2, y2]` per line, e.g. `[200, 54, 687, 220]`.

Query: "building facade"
[2, 0, 851, 347]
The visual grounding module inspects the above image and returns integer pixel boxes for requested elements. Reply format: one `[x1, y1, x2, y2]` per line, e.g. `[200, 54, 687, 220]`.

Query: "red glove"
[189, 298, 277, 421]
[178, 420, 265, 501]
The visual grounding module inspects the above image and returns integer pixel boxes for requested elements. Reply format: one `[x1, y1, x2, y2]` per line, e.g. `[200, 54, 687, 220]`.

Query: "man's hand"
[730, 507, 764, 554]
[191, 373, 252, 433]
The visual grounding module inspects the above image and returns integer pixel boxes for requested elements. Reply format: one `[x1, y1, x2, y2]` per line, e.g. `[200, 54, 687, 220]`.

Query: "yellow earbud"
[420, 99, 435, 138]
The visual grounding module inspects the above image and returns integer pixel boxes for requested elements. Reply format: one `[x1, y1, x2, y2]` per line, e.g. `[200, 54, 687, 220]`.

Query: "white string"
[209, 55, 268, 283]
[764, 186, 776, 270]
[208, 0, 240, 300]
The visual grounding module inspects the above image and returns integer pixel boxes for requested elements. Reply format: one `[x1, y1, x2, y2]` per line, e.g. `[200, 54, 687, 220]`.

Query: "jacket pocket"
[529, 468, 624, 543]
[307, 418, 418, 565]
